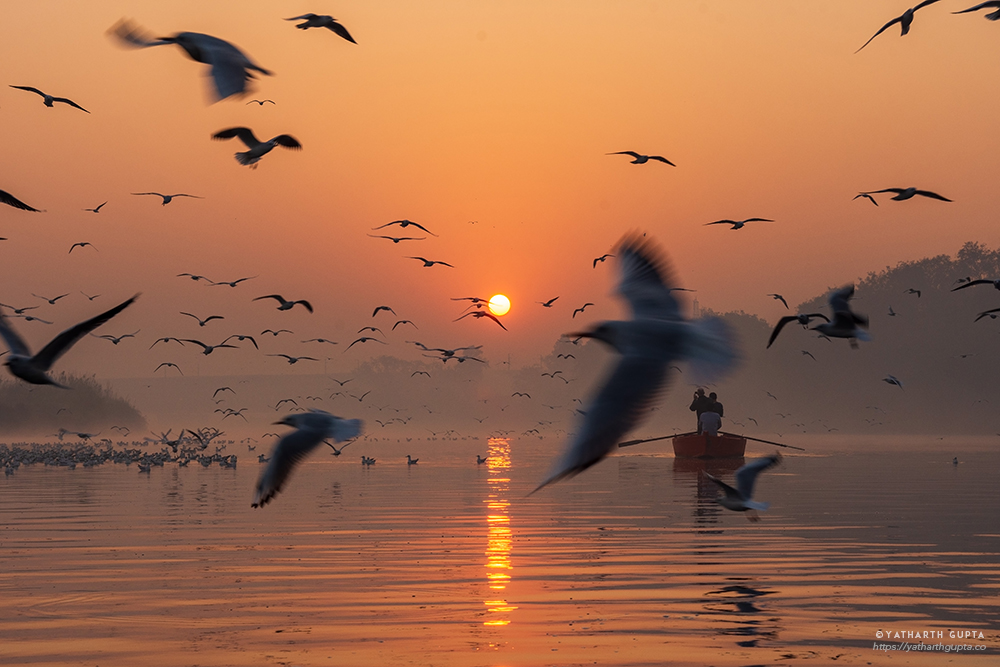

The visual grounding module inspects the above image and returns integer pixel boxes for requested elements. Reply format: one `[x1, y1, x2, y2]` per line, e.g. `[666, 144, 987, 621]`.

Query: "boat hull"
[672, 433, 746, 459]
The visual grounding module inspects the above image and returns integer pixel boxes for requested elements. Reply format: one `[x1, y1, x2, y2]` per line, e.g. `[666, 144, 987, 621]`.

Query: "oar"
[720, 431, 805, 452]
[618, 431, 699, 448]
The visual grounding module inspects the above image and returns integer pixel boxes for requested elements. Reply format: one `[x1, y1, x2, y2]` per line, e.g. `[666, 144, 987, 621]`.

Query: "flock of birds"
[2, 6, 999, 518]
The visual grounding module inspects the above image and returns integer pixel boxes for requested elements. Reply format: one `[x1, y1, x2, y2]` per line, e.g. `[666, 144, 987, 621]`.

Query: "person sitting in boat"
[707, 392, 724, 418]
[699, 409, 722, 437]
[690, 388, 713, 433]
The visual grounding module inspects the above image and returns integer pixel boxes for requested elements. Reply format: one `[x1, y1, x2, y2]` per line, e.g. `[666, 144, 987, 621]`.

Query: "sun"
[488, 294, 510, 316]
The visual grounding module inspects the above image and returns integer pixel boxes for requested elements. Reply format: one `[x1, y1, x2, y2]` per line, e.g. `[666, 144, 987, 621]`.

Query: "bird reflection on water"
[482, 437, 517, 626]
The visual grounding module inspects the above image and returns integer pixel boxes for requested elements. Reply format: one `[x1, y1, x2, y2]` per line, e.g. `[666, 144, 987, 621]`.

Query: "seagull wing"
[856, 16, 903, 53]
[649, 156, 676, 166]
[953, 1, 1000, 14]
[272, 134, 301, 149]
[33, 295, 138, 371]
[10, 85, 46, 97]
[704, 472, 742, 501]
[252, 428, 327, 507]
[0, 312, 33, 356]
[734, 454, 781, 501]
[615, 233, 681, 320]
[534, 356, 669, 492]
[53, 97, 89, 113]
[199, 39, 262, 100]
[212, 127, 260, 148]
[913, 189, 952, 202]
[325, 21, 357, 43]
[975, 308, 1000, 321]
[608, 151, 640, 158]
[107, 19, 171, 49]
[766, 316, 799, 348]
[0, 189, 41, 212]
[867, 188, 905, 195]
[952, 279, 994, 291]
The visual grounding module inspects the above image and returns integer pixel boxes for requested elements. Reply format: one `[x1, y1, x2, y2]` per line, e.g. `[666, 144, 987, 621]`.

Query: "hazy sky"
[2, 1, 999, 378]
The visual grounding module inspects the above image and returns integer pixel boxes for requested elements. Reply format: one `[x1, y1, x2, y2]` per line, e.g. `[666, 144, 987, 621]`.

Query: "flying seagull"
[9, 86, 89, 113]
[883, 374, 904, 389]
[108, 19, 272, 101]
[32, 293, 69, 305]
[154, 362, 183, 374]
[132, 192, 202, 205]
[181, 339, 238, 355]
[372, 305, 395, 317]
[212, 127, 301, 168]
[180, 312, 224, 327]
[860, 187, 951, 202]
[94, 330, 139, 345]
[974, 307, 1000, 321]
[222, 334, 259, 349]
[704, 454, 782, 521]
[0, 295, 137, 387]
[69, 242, 97, 254]
[83, 202, 107, 213]
[954, 2, 1000, 19]
[372, 220, 438, 236]
[767, 294, 788, 309]
[246, 99, 275, 105]
[407, 257, 454, 268]
[253, 294, 313, 312]
[607, 151, 675, 166]
[210, 276, 256, 287]
[268, 354, 318, 365]
[284, 14, 357, 43]
[368, 234, 425, 243]
[812, 285, 870, 348]
[904, 288, 921, 298]
[572, 303, 594, 318]
[454, 311, 507, 330]
[593, 253, 614, 268]
[533, 232, 737, 493]
[765, 313, 833, 349]
[538, 297, 559, 308]
[853, 192, 879, 206]
[856, 1, 943, 53]
[0, 189, 42, 212]
[252, 410, 363, 507]
[705, 218, 773, 230]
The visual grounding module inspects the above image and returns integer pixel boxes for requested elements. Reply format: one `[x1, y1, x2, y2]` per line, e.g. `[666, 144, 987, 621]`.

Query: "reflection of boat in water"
[672, 433, 746, 459]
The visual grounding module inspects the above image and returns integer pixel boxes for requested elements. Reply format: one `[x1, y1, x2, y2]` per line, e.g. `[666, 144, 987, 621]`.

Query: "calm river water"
[1, 436, 998, 666]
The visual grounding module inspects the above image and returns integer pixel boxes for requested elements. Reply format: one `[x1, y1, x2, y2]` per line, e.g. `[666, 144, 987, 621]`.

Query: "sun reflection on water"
[483, 437, 516, 626]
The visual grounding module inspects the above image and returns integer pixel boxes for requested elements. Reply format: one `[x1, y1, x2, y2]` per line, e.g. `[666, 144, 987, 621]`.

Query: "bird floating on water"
[109, 19, 271, 101]
[0, 295, 138, 387]
[9, 86, 89, 112]
[253, 410, 362, 507]
[533, 232, 738, 493]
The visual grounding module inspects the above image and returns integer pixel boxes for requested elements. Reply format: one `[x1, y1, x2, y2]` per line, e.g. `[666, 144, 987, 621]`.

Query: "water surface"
[1, 436, 998, 666]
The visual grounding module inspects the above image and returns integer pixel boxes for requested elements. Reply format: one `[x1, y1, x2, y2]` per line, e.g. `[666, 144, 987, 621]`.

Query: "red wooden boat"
[671, 432, 746, 459]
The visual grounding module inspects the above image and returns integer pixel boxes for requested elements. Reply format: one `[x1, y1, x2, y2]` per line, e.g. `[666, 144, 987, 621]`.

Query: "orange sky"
[2, 1, 1000, 378]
